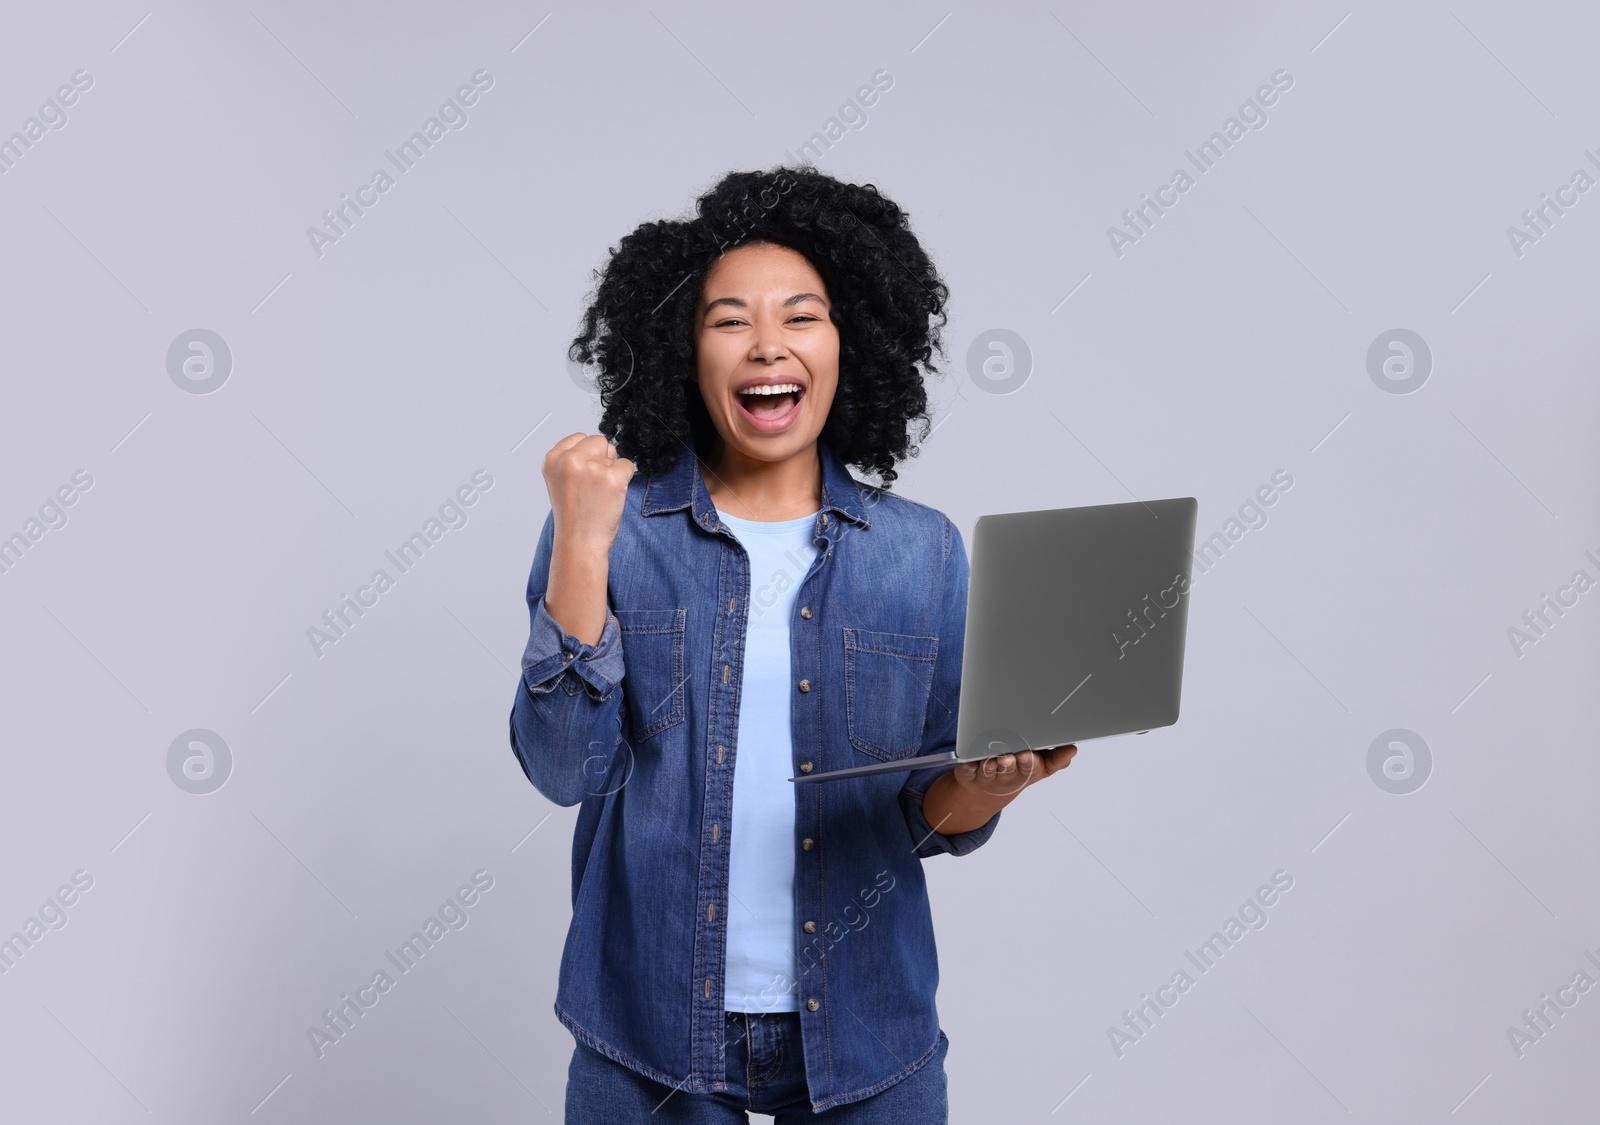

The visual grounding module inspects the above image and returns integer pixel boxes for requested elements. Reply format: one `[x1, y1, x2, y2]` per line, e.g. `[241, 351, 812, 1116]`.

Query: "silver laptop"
[791, 496, 1198, 783]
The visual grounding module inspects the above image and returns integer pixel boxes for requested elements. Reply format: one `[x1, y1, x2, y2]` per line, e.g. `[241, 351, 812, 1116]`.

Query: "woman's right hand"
[543, 433, 636, 555]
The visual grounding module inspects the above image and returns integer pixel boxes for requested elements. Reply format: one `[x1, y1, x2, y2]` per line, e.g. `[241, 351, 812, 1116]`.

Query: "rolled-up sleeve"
[900, 765, 1001, 857]
[522, 598, 624, 700]
[509, 512, 628, 808]
[898, 516, 1001, 858]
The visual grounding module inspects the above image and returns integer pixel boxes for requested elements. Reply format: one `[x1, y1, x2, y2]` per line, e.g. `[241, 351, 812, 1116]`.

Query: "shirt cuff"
[899, 766, 1002, 858]
[521, 599, 623, 701]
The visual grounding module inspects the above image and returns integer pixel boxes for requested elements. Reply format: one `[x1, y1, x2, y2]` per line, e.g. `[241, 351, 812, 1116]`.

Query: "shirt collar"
[641, 440, 874, 530]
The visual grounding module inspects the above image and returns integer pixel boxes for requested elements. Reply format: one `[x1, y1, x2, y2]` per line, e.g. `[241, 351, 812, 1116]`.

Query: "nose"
[748, 318, 788, 363]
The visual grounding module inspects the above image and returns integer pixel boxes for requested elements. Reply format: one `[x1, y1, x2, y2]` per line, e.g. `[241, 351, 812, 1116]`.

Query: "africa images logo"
[306, 69, 494, 259]
[306, 470, 493, 657]
[1106, 69, 1294, 258]
[1107, 869, 1295, 1057]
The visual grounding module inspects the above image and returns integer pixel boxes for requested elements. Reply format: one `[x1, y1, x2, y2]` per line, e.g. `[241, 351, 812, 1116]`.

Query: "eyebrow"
[703, 292, 828, 315]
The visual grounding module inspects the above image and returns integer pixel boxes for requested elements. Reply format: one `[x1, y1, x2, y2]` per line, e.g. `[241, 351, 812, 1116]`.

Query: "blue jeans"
[565, 1011, 949, 1122]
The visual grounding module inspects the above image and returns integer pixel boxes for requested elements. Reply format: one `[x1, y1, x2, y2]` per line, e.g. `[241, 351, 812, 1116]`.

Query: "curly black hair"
[568, 166, 950, 486]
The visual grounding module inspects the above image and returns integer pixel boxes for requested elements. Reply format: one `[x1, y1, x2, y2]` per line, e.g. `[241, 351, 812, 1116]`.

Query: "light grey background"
[1, 1, 1595, 1121]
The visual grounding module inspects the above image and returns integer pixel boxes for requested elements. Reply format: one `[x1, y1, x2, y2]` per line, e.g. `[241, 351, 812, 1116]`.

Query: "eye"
[712, 317, 746, 328]
[789, 314, 820, 324]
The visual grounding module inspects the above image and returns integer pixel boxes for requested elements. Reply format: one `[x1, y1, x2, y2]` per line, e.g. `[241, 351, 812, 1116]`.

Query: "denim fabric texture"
[509, 440, 1000, 1113]
[564, 1011, 950, 1122]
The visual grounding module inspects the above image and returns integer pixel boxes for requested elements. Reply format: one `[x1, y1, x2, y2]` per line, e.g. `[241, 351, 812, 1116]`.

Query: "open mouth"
[735, 382, 805, 430]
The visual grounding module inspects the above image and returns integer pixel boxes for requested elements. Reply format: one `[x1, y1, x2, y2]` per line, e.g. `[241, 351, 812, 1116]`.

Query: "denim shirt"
[508, 440, 1001, 1113]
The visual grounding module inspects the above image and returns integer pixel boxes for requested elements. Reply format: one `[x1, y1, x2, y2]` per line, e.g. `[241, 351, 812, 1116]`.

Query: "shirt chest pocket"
[615, 608, 687, 742]
[843, 627, 939, 761]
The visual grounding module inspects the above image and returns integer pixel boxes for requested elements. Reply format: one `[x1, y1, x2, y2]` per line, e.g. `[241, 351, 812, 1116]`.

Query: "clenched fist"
[543, 433, 637, 555]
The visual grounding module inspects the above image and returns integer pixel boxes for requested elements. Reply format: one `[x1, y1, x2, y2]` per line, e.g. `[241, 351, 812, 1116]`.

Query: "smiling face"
[692, 241, 839, 467]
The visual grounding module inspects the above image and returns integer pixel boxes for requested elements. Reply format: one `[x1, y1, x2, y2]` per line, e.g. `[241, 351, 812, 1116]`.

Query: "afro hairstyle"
[567, 165, 950, 487]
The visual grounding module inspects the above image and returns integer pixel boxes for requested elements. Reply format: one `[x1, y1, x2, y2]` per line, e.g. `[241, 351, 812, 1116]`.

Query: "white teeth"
[739, 384, 801, 396]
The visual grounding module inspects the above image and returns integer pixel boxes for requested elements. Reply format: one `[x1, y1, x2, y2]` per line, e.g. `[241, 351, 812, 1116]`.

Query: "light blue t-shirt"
[716, 508, 820, 1013]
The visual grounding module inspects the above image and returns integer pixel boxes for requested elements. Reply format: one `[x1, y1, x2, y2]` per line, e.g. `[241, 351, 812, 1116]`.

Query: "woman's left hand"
[951, 744, 1076, 800]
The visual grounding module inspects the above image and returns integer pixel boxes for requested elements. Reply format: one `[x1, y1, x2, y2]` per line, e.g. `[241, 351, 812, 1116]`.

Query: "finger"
[982, 761, 1030, 797]
[544, 433, 590, 472]
[1042, 745, 1076, 777]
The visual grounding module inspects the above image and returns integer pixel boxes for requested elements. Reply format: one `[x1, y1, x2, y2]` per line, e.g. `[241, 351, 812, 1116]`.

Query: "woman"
[510, 166, 1075, 1121]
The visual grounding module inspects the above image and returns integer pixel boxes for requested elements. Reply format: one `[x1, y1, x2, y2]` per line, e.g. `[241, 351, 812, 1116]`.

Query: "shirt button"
[799, 761, 813, 773]
[799, 606, 812, 620]
[728, 597, 736, 612]
[802, 838, 814, 850]
[798, 679, 811, 693]
[803, 920, 817, 933]
[806, 998, 820, 1012]
[821, 514, 829, 527]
